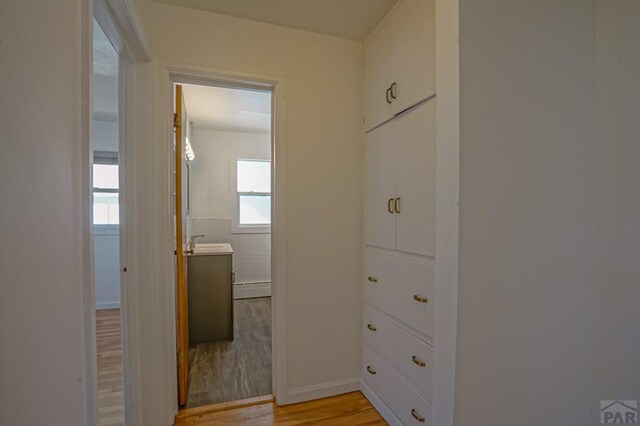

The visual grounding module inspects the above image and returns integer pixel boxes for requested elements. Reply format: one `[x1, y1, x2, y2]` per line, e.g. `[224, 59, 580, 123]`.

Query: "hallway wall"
[152, 2, 364, 403]
[0, 1, 93, 424]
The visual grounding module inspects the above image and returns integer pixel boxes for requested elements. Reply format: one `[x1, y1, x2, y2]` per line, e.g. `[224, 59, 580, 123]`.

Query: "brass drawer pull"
[394, 197, 401, 213]
[367, 323, 377, 332]
[388, 198, 395, 213]
[412, 355, 426, 367]
[366, 365, 377, 375]
[413, 294, 428, 303]
[367, 276, 378, 283]
[411, 408, 426, 423]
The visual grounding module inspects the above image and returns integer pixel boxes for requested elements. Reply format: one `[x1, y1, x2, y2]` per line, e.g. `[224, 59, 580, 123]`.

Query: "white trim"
[233, 282, 271, 299]
[94, 0, 152, 61]
[432, 1, 459, 425]
[97, 302, 122, 310]
[81, 0, 97, 424]
[161, 63, 288, 410]
[284, 377, 361, 405]
[360, 381, 402, 426]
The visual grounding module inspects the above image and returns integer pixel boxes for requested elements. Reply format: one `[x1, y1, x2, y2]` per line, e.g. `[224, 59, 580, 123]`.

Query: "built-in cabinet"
[361, 0, 437, 424]
[364, 100, 436, 258]
[363, 0, 436, 132]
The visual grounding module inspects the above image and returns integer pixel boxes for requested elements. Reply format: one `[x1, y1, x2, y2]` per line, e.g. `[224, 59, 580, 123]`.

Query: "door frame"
[165, 64, 289, 408]
[85, 1, 152, 424]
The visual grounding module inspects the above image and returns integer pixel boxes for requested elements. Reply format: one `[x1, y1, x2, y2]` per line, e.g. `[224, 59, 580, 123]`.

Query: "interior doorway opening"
[92, 18, 125, 425]
[172, 81, 274, 409]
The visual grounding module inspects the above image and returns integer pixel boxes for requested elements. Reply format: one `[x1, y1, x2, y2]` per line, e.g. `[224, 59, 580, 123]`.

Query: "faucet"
[188, 234, 205, 254]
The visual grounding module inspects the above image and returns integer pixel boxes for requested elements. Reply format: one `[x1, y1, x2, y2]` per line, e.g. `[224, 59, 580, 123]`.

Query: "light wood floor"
[187, 297, 272, 407]
[175, 391, 387, 425]
[96, 308, 124, 426]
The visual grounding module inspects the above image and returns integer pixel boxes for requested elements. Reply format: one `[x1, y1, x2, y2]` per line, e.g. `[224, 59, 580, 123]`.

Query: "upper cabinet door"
[364, 20, 394, 132]
[391, 0, 436, 115]
[395, 99, 437, 257]
[364, 121, 397, 250]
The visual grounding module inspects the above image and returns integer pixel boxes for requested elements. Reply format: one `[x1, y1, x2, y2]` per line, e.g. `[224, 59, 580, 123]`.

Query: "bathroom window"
[93, 152, 119, 225]
[235, 159, 271, 231]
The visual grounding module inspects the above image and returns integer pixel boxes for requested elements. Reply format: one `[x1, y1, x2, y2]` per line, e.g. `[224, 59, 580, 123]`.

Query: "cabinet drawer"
[364, 307, 433, 401]
[362, 348, 433, 425]
[364, 249, 434, 339]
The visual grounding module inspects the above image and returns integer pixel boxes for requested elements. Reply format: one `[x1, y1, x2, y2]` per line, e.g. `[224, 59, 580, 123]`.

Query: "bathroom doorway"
[173, 81, 274, 409]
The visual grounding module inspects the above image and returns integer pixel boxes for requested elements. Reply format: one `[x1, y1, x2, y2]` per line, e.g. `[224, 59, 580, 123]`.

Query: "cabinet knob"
[367, 323, 377, 332]
[394, 197, 401, 213]
[413, 294, 428, 304]
[367, 276, 378, 283]
[385, 87, 392, 104]
[366, 365, 377, 375]
[388, 198, 395, 214]
[411, 408, 426, 423]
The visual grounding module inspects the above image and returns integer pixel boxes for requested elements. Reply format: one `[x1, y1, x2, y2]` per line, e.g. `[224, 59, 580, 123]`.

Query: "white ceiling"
[155, 0, 398, 41]
[93, 20, 118, 122]
[182, 84, 272, 134]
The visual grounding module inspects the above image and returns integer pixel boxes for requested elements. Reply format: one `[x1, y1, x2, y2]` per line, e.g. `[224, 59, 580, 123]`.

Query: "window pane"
[239, 195, 271, 225]
[237, 160, 270, 193]
[93, 192, 119, 225]
[93, 164, 119, 189]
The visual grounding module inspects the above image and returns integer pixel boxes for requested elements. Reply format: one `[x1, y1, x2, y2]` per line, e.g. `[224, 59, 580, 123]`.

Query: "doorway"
[173, 81, 275, 409]
[92, 18, 125, 425]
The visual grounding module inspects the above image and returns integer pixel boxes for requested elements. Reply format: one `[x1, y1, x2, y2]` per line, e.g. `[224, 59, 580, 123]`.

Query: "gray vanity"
[187, 243, 234, 344]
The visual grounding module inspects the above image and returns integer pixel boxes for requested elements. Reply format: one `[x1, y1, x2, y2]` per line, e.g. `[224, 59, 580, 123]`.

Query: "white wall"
[190, 128, 271, 285]
[455, 1, 599, 425]
[93, 120, 118, 152]
[593, 0, 640, 416]
[94, 229, 121, 309]
[152, 2, 363, 403]
[0, 1, 93, 424]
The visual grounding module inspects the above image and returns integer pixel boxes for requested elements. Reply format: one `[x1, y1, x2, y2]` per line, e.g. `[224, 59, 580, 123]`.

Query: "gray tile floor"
[186, 297, 272, 407]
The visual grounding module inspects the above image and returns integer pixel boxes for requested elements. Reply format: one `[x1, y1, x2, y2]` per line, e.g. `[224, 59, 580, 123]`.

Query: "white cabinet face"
[391, 0, 436, 114]
[395, 100, 437, 257]
[364, 122, 397, 250]
[364, 21, 394, 132]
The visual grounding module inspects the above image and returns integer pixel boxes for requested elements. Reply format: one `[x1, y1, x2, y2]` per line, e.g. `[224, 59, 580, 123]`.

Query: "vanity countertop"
[191, 243, 234, 256]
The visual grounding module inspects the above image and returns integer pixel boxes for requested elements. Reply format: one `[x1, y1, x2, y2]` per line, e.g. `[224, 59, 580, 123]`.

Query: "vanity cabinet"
[363, 0, 436, 131]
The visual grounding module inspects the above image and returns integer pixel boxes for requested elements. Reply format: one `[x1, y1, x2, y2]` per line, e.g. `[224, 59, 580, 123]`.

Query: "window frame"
[93, 151, 120, 229]
[231, 157, 271, 234]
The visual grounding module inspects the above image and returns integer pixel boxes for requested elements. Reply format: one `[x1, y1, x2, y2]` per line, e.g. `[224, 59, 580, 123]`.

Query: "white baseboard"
[233, 281, 271, 299]
[283, 377, 360, 405]
[96, 302, 121, 310]
[360, 380, 402, 426]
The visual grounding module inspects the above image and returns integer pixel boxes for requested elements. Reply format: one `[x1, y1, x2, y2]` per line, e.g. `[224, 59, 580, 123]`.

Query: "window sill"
[232, 225, 271, 235]
[94, 224, 120, 236]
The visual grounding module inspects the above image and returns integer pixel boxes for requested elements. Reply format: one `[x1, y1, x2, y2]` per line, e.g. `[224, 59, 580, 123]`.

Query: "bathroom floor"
[186, 297, 272, 408]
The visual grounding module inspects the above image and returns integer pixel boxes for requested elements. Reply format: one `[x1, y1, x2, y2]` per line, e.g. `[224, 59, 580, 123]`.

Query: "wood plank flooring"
[175, 391, 387, 425]
[187, 297, 272, 407]
[96, 308, 124, 426]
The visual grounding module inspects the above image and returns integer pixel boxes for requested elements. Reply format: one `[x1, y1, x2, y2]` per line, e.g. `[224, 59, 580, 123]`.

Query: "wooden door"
[391, 0, 436, 114]
[364, 121, 397, 250]
[395, 99, 437, 257]
[364, 19, 394, 132]
[174, 84, 189, 406]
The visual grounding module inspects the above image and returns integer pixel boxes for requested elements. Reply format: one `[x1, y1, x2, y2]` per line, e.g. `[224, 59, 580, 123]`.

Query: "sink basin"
[191, 243, 234, 256]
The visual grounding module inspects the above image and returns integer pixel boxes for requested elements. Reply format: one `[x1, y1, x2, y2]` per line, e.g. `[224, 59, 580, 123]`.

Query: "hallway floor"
[96, 308, 124, 426]
[186, 297, 272, 407]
